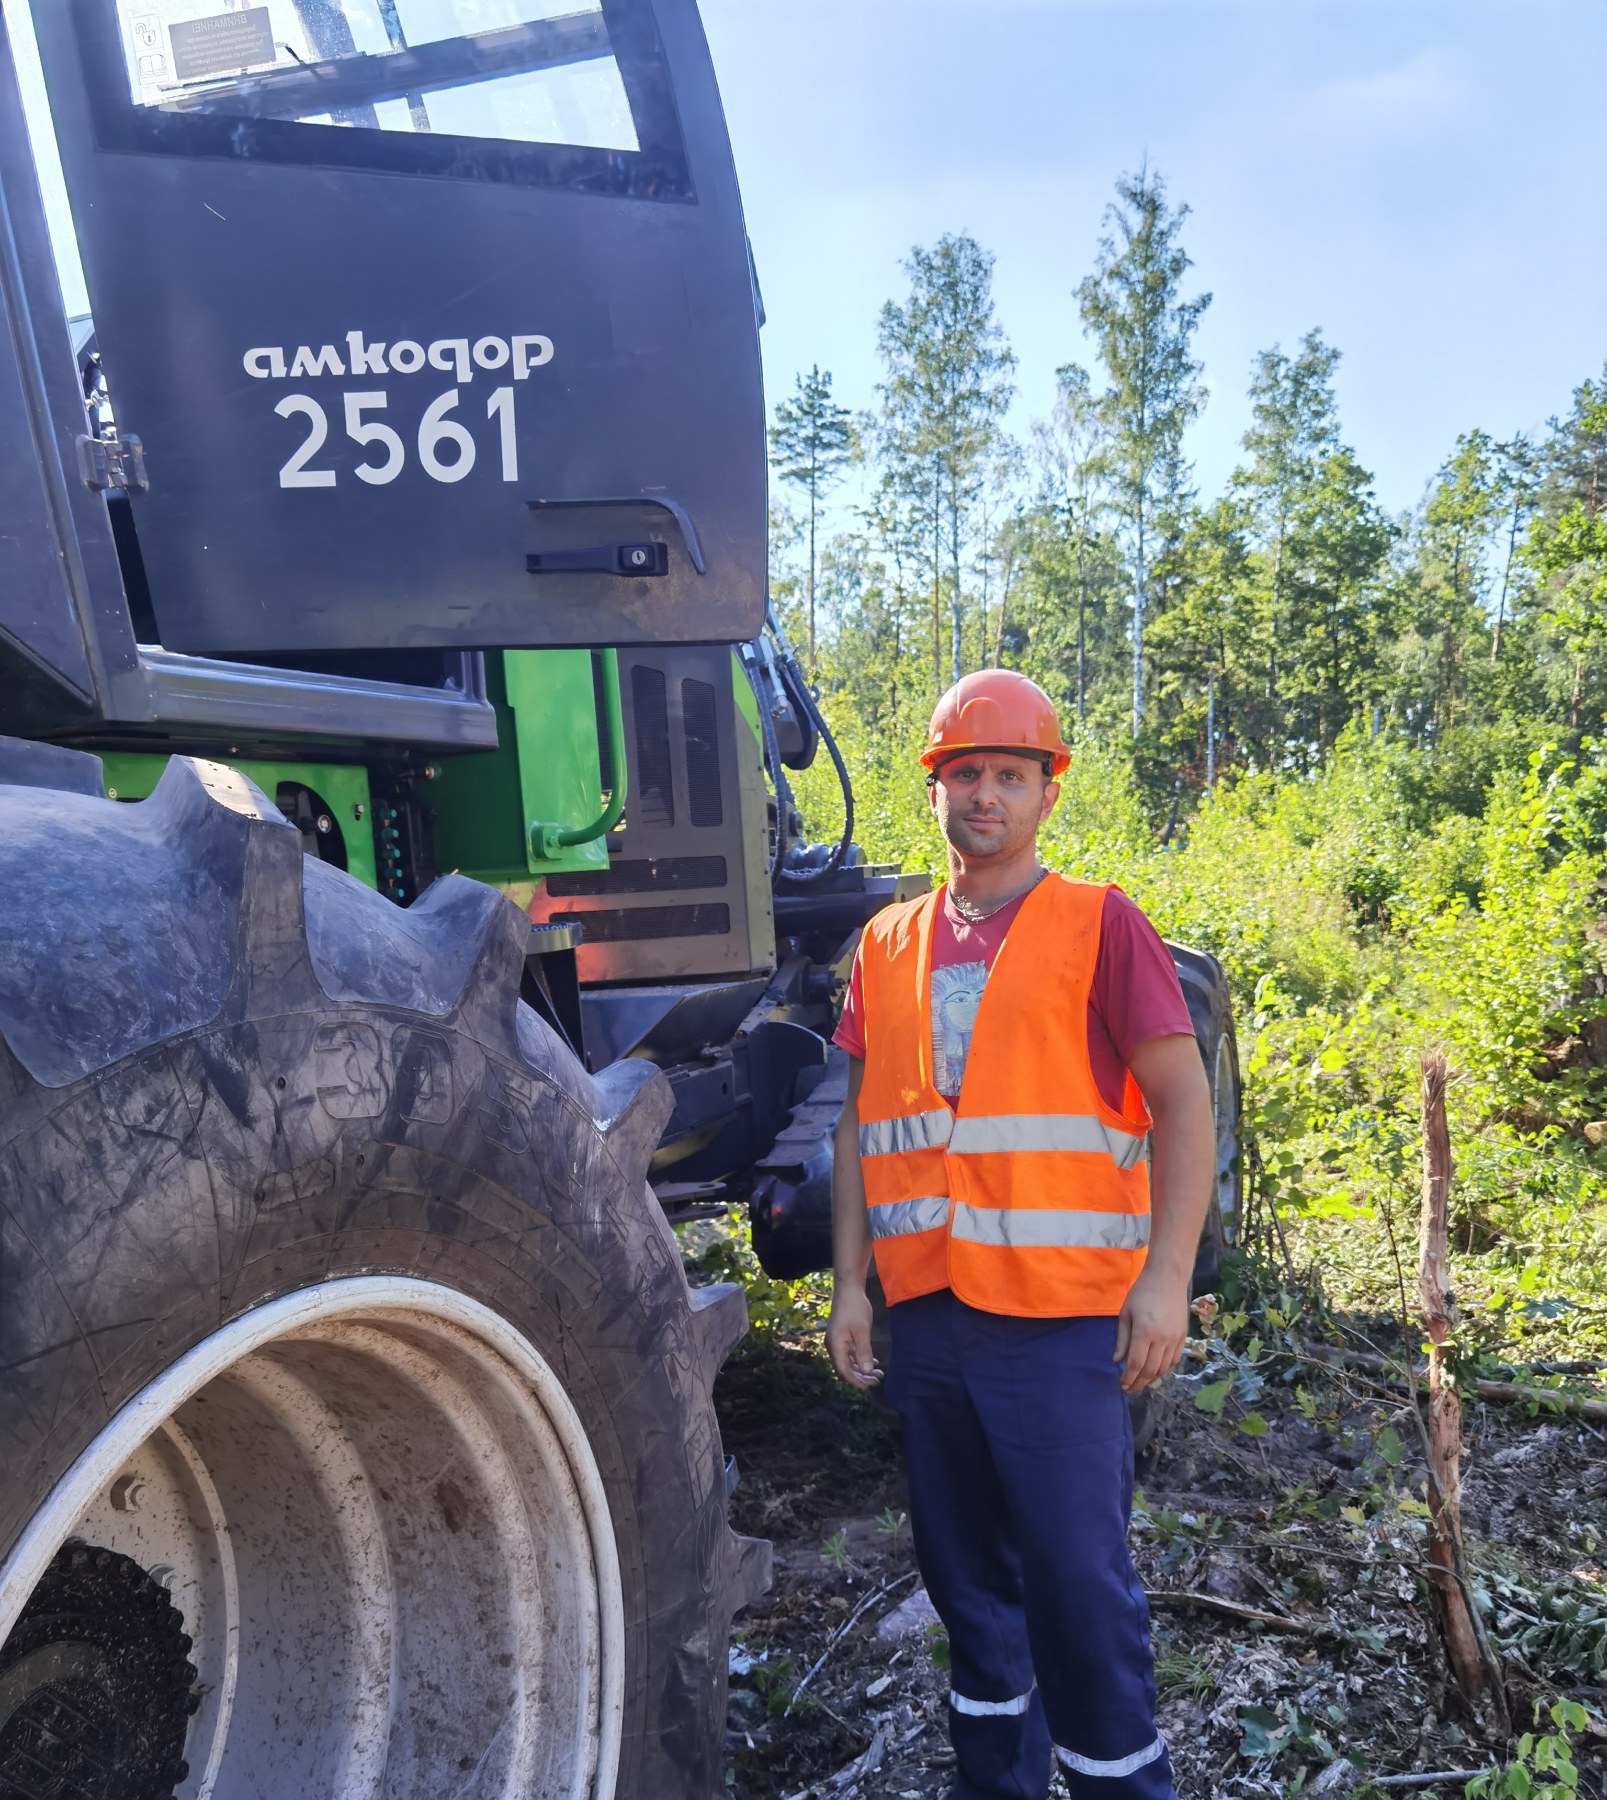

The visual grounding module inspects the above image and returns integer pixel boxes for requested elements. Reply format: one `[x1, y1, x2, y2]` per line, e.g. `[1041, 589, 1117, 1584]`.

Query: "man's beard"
[948, 814, 1027, 858]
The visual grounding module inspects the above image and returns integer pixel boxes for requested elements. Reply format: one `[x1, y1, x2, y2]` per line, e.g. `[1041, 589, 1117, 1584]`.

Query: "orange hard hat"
[921, 670, 1071, 777]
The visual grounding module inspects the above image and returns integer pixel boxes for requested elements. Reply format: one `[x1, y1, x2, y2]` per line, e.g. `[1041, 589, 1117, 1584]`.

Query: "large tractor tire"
[1170, 942, 1243, 1299]
[1130, 943, 1242, 1464]
[0, 747, 768, 1800]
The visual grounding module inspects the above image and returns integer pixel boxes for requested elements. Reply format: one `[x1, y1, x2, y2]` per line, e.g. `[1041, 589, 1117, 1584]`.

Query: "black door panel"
[30, 0, 764, 655]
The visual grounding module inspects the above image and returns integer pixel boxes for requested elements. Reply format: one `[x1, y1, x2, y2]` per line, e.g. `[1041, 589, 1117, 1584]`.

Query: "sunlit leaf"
[1194, 1379, 1232, 1416]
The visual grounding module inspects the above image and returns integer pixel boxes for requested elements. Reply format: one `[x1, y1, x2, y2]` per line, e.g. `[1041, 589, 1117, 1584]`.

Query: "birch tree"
[1033, 362, 1108, 722]
[1076, 168, 1209, 733]
[1236, 330, 1343, 706]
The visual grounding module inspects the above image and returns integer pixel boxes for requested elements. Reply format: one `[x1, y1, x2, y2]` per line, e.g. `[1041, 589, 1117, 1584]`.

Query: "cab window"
[91, 0, 686, 195]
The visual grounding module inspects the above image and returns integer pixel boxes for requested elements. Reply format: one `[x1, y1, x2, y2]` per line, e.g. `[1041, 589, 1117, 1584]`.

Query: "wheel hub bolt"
[109, 1474, 146, 1512]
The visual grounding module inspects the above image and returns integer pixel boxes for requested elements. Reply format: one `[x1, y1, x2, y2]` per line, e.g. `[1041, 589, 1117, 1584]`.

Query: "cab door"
[29, 0, 764, 654]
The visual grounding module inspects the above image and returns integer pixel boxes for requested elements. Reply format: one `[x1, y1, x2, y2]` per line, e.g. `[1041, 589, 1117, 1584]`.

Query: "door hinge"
[76, 433, 149, 494]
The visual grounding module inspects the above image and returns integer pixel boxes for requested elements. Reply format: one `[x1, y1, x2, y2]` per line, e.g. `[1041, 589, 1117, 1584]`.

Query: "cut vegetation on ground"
[702, 1301, 1606, 1800]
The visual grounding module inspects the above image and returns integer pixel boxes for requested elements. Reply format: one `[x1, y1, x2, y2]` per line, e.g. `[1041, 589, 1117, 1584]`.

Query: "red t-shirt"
[833, 884, 1193, 1111]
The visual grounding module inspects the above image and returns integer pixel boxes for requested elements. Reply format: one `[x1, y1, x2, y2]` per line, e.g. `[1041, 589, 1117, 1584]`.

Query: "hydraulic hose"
[783, 693, 854, 884]
[765, 607, 854, 886]
[742, 645, 793, 883]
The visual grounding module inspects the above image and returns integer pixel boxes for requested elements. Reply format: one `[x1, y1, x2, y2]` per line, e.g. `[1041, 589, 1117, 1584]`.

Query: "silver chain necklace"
[948, 866, 1046, 925]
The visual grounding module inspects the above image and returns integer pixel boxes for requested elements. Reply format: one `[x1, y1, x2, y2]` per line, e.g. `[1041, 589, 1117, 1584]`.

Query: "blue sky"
[15, 2, 1604, 525]
[700, 0, 1607, 521]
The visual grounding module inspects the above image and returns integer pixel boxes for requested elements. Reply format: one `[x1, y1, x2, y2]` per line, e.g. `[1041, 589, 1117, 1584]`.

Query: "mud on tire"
[0, 751, 768, 1799]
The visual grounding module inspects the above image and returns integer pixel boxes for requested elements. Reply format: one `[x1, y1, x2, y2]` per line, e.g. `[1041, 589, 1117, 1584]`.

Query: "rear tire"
[1170, 943, 1242, 1297]
[1134, 944, 1243, 1466]
[0, 753, 767, 1799]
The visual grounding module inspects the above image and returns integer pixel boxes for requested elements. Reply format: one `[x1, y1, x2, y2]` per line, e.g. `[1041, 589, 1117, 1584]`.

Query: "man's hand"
[1114, 1267, 1190, 1393]
[825, 1285, 882, 1390]
[1122, 1031, 1213, 1395]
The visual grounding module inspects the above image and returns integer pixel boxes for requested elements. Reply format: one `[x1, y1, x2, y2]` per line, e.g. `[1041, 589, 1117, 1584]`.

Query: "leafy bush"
[1398, 747, 1606, 1121]
[680, 1206, 832, 1345]
[1466, 1698, 1594, 1799]
[1479, 1575, 1607, 1683]
[790, 714, 1607, 1361]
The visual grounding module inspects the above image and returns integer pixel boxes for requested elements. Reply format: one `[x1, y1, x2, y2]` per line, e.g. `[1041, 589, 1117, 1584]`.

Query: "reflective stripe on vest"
[869, 1199, 1149, 1252]
[952, 1204, 1149, 1252]
[859, 1109, 953, 1158]
[854, 875, 1154, 1315]
[867, 1196, 949, 1239]
[860, 1109, 1146, 1170]
[947, 1113, 1148, 1170]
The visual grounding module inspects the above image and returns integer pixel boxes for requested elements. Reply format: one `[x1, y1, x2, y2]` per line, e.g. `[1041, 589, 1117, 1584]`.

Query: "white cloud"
[1313, 44, 1470, 131]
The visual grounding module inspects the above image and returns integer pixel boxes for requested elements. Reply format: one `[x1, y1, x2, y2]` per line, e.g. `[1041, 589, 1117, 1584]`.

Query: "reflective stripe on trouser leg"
[886, 1291, 1052, 1800]
[952, 1686, 1035, 1717]
[1057, 1738, 1167, 1779]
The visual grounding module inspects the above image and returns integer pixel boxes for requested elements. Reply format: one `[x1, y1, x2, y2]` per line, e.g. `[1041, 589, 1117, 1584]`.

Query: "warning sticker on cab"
[168, 7, 274, 83]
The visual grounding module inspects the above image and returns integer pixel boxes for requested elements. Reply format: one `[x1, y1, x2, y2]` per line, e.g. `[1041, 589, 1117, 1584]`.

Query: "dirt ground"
[713, 1337, 1607, 1799]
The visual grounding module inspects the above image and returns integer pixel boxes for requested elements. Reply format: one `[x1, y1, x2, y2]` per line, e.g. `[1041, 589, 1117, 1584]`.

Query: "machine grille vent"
[553, 904, 731, 943]
[681, 678, 723, 828]
[632, 664, 675, 829]
[546, 856, 728, 897]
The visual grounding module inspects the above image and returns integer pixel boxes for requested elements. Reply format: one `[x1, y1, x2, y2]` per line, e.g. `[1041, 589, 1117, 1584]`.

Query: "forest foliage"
[770, 169, 1607, 1360]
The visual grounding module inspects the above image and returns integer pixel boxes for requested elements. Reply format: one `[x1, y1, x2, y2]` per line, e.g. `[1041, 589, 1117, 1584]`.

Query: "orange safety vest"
[856, 874, 1151, 1316]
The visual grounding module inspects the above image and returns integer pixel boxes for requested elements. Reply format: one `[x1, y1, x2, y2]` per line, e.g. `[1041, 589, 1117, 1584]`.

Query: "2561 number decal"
[273, 386, 518, 489]
[244, 328, 551, 491]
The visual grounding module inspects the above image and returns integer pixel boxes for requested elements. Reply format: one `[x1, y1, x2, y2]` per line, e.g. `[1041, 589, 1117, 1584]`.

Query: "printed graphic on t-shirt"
[931, 960, 988, 1097]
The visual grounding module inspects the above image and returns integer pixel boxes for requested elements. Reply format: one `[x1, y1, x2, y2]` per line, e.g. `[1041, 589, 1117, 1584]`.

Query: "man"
[825, 669, 1214, 1800]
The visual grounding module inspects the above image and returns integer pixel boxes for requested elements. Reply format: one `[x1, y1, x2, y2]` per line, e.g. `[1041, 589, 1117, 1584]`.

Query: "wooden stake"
[1418, 1051, 1507, 1729]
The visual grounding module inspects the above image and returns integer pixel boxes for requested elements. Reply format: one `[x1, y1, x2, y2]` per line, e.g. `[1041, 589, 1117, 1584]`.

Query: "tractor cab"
[9, 0, 764, 665]
[1, 0, 915, 1277]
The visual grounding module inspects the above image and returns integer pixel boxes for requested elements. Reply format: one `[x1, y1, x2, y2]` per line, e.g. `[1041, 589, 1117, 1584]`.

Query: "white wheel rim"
[0, 1278, 624, 1800]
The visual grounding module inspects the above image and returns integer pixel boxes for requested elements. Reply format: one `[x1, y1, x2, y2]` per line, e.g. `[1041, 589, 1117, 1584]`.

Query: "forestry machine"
[0, 2, 1237, 1795]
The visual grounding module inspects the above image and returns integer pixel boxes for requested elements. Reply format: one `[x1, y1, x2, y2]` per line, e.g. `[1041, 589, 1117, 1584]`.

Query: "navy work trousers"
[884, 1289, 1174, 1800]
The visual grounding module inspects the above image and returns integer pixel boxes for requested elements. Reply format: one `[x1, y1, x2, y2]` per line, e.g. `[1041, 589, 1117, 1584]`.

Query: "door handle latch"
[526, 542, 668, 577]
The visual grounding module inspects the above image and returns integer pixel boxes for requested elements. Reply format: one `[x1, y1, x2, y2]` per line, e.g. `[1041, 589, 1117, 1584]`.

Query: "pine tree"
[876, 234, 1017, 689]
[1147, 497, 1256, 776]
[1283, 449, 1393, 753]
[769, 366, 858, 670]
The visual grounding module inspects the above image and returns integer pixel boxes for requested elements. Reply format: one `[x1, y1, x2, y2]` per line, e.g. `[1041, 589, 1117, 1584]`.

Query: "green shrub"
[791, 712, 1607, 1361]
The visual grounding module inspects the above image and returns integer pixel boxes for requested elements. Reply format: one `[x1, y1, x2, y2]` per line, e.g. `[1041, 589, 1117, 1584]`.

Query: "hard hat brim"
[920, 743, 1072, 777]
